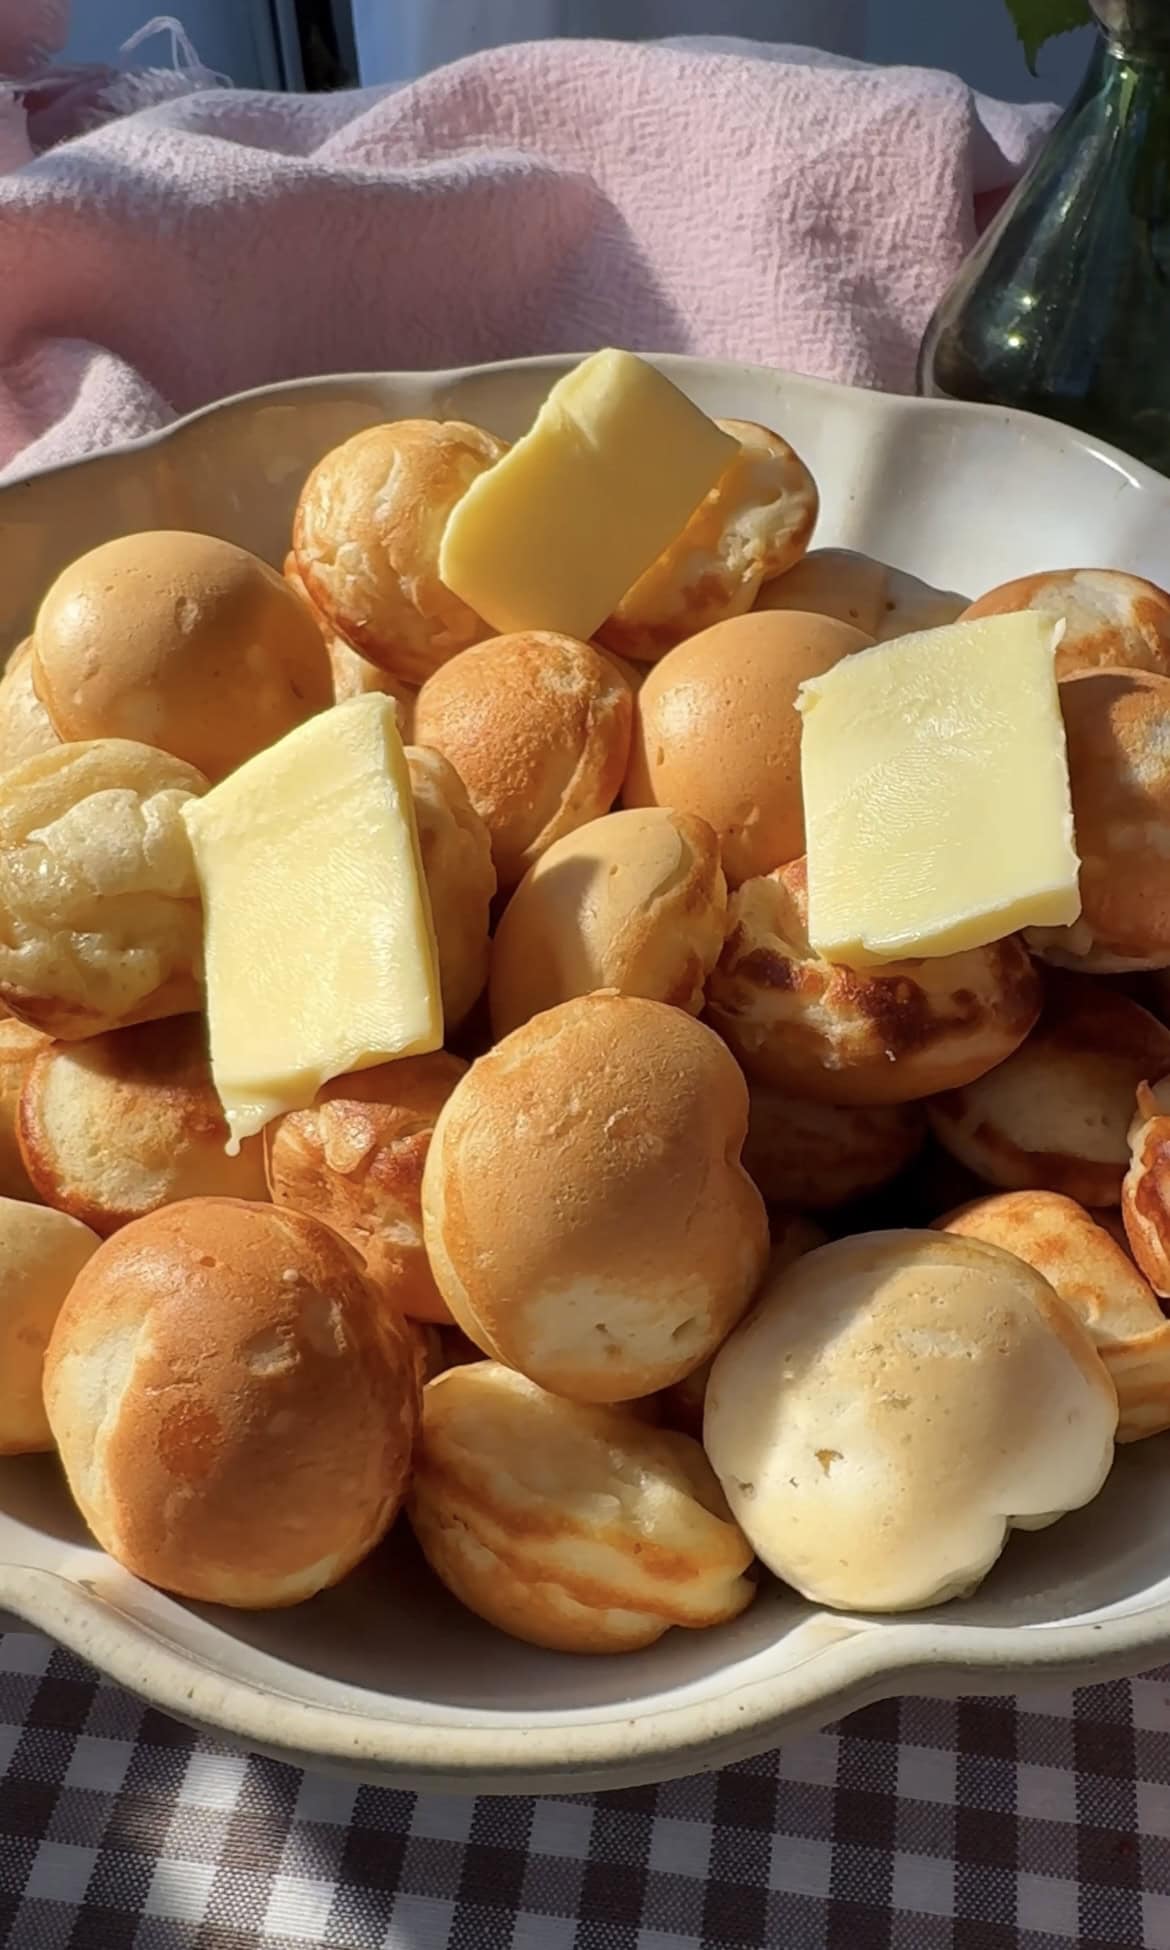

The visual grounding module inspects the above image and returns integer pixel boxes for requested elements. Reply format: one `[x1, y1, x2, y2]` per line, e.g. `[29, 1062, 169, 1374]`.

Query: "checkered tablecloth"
[1, 1633, 1167, 1950]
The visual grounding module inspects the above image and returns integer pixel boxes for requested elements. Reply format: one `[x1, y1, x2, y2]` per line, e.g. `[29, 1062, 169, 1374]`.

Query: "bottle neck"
[1091, 0, 1170, 59]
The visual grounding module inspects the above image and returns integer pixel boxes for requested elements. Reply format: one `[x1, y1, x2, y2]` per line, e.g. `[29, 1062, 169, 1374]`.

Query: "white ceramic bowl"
[2, 358, 1169, 1794]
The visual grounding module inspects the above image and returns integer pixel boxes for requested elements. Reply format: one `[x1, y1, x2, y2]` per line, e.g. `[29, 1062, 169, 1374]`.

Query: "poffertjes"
[742, 1085, 926, 1210]
[489, 806, 725, 1037]
[43, 1200, 420, 1607]
[937, 1191, 1170, 1442]
[928, 972, 1170, 1207]
[265, 1051, 467, 1325]
[406, 746, 495, 1031]
[408, 1362, 755, 1653]
[963, 568, 1170, 679]
[623, 609, 870, 884]
[0, 642, 61, 770]
[18, 1016, 267, 1234]
[0, 741, 207, 1039]
[1030, 669, 1170, 971]
[282, 550, 415, 723]
[0, 1016, 50, 1201]
[756, 547, 966, 640]
[706, 858, 1040, 1105]
[597, 418, 818, 661]
[422, 993, 768, 1402]
[0, 1197, 99, 1453]
[414, 631, 632, 890]
[293, 419, 507, 685]
[705, 1230, 1118, 1611]
[12, 354, 1167, 1652]
[33, 532, 331, 782]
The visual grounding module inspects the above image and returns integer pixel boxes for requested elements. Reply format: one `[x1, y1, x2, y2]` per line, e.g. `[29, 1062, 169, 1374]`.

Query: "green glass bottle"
[918, 0, 1170, 474]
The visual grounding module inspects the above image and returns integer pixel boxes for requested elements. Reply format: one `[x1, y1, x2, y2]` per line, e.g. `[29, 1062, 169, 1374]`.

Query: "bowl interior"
[2, 358, 1169, 1777]
[2, 1433, 1169, 1733]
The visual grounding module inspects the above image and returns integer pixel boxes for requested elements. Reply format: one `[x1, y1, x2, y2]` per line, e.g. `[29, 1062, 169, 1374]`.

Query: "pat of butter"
[182, 696, 442, 1149]
[438, 349, 739, 640]
[797, 613, 1081, 966]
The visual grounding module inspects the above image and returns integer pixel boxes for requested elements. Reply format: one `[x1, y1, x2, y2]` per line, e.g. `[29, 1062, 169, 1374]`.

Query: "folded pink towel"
[0, 38, 1055, 483]
[0, 0, 67, 73]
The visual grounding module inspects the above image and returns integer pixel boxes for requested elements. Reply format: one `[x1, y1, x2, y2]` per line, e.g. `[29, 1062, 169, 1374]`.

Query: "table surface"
[1, 1634, 1167, 1949]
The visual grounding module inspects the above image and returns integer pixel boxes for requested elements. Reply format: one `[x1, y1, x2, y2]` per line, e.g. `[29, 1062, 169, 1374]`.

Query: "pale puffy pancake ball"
[0, 740, 207, 1039]
[293, 419, 508, 685]
[706, 858, 1041, 1105]
[623, 610, 870, 884]
[414, 632, 633, 890]
[0, 642, 61, 770]
[928, 972, 1170, 1208]
[1029, 669, 1170, 971]
[742, 1085, 926, 1210]
[0, 1016, 50, 1200]
[17, 1016, 268, 1234]
[597, 418, 818, 661]
[406, 745, 495, 1030]
[963, 568, 1170, 678]
[43, 1200, 421, 1607]
[489, 806, 726, 1039]
[33, 531, 331, 782]
[937, 1189, 1170, 1443]
[265, 1051, 468, 1325]
[705, 1230, 1118, 1612]
[0, 1197, 99, 1453]
[408, 1362, 755, 1653]
[283, 550, 415, 725]
[422, 993, 769, 1402]
[756, 547, 966, 640]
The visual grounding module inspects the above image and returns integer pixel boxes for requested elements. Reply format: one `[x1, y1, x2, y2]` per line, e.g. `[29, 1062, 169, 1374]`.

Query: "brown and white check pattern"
[0, 1631, 1167, 1950]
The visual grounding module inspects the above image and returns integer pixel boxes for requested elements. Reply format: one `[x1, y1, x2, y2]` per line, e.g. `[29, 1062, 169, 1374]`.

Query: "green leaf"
[1004, 0, 1094, 71]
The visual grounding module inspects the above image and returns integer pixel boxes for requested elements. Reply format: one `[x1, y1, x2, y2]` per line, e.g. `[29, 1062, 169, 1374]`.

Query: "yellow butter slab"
[182, 696, 442, 1149]
[438, 349, 739, 641]
[797, 613, 1081, 966]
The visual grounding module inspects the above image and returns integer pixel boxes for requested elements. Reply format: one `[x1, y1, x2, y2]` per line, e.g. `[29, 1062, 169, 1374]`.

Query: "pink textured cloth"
[0, 37, 1056, 482]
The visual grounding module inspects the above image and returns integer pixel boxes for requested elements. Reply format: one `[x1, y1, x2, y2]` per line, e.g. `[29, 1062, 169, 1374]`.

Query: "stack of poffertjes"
[3, 411, 1170, 1652]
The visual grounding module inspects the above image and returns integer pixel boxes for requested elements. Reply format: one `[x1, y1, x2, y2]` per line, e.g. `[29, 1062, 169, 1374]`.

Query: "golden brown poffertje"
[1122, 1078, 1170, 1296]
[741, 1085, 926, 1210]
[963, 568, 1170, 679]
[623, 609, 870, 884]
[17, 1015, 267, 1234]
[422, 992, 768, 1403]
[414, 631, 633, 891]
[282, 550, 416, 724]
[293, 419, 508, 685]
[0, 1197, 99, 1454]
[0, 741, 208, 1039]
[408, 1362, 756, 1653]
[706, 857, 1041, 1105]
[0, 641, 61, 771]
[928, 971, 1170, 1208]
[43, 1199, 421, 1608]
[1029, 668, 1170, 972]
[755, 547, 966, 640]
[489, 806, 726, 1038]
[405, 745, 495, 1030]
[656, 1211, 826, 1439]
[705, 1230, 1119, 1613]
[265, 1050, 468, 1326]
[935, 1190, 1170, 1442]
[33, 532, 332, 783]
[596, 418, 818, 661]
[0, 1016, 50, 1201]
